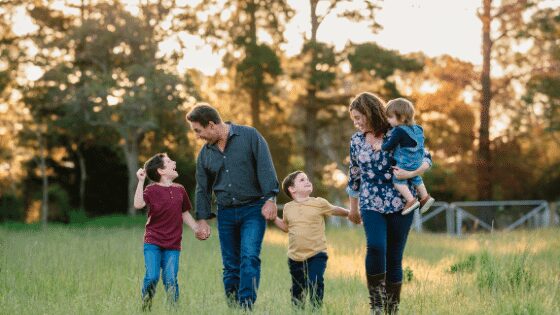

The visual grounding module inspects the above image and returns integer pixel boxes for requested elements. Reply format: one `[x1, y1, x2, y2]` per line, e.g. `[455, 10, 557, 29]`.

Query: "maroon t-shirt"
[143, 183, 192, 250]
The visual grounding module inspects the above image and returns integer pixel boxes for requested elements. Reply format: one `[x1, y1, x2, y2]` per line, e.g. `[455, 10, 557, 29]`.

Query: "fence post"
[456, 207, 463, 237]
[413, 208, 422, 232]
[543, 202, 551, 227]
[446, 204, 455, 236]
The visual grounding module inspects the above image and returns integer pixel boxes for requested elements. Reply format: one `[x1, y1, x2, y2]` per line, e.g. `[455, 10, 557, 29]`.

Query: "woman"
[346, 92, 431, 315]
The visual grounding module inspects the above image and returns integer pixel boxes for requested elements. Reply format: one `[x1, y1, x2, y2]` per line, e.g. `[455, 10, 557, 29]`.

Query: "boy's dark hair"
[186, 103, 222, 127]
[282, 171, 304, 200]
[144, 153, 167, 182]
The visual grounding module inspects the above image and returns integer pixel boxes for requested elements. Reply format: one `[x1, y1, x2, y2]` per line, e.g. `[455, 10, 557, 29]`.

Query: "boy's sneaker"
[419, 195, 435, 214]
[401, 200, 420, 215]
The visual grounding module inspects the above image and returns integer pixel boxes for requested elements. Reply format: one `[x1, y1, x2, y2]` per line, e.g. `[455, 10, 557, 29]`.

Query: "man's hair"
[386, 98, 416, 125]
[186, 103, 222, 127]
[282, 171, 304, 200]
[349, 92, 391, 136]
[144, 153, 167, 182]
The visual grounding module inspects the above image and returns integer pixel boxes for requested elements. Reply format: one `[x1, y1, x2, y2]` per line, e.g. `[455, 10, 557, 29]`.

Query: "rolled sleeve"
[347, 135, 362, 198]
[422, 148, 433, 168]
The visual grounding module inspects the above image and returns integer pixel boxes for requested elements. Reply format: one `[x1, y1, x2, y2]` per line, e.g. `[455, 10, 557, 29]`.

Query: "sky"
[179, 0, 483, 75]
[14, 0, 558, 77]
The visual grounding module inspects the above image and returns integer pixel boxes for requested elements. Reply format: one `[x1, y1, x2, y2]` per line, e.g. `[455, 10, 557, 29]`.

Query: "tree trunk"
[303, 0, 321, 182]
[248, 0, 261, 130]
[38, 132, 49, 226]
[77, 146, 87, 211]
[123, 136, 139, 216]
[478, 0, 493, 200]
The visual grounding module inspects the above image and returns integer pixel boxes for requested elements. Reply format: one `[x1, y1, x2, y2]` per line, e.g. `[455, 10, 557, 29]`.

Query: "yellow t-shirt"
[283, 197, 335, 261]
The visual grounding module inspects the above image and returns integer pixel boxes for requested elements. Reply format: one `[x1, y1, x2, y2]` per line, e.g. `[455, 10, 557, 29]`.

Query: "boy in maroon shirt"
[134, 153, 199, 311]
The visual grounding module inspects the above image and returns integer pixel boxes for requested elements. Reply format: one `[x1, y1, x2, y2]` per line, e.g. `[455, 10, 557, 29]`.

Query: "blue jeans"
[288, 252, 328, 308]
[217, 200, 266, 308]
[393, 174, 423, 186]
[361, 210, 414, 283]
[141, 243, 180, 303]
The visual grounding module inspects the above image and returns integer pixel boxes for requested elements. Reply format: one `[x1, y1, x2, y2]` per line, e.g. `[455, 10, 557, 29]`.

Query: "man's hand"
[261, 200, 277, 221]
[195, 220, 211, 240]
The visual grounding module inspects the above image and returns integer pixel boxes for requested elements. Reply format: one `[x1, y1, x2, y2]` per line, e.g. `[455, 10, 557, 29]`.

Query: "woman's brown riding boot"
[366, 273, 386, 315]
[385, 281, 402, 315]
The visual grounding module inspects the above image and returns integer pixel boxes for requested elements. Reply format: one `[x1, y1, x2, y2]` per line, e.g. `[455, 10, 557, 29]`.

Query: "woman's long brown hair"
[349, 92, 391, 136]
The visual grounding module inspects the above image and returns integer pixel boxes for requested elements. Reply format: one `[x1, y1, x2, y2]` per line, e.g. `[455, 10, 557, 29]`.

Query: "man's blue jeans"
[288, 252, 328, 308]
[141, 243, 180, 303]
[217, 200, 266, 308]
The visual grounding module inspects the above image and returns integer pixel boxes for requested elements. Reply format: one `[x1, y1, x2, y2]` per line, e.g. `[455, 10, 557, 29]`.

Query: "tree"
[22, 1, 196, 216]
[297, 0, 381, 182]
[476, 0, 535, 199]
[179, 0, 293, 130]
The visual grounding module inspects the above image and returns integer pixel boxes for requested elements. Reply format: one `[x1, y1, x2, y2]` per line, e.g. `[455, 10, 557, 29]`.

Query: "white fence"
[412, 200, 556, 236]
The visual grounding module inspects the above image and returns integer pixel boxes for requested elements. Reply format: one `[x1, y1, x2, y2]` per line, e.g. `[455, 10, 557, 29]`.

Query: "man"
[186, 103, 279, 310]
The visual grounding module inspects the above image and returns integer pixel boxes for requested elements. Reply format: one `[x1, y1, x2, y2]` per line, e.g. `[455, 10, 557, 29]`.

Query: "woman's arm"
[393, 149, 433, 180]
[347, 196, 361, 224]
[393, 161, 430, 180]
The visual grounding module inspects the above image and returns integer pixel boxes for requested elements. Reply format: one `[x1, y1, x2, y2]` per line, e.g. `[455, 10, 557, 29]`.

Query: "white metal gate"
[412, 200, 552, 236]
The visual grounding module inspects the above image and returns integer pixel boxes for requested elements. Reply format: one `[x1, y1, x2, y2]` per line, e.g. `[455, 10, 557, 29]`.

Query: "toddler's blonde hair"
[386, 98, 415, 125]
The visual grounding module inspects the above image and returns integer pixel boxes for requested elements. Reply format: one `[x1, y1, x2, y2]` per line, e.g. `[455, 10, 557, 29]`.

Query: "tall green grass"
[1, 219, 559, 314]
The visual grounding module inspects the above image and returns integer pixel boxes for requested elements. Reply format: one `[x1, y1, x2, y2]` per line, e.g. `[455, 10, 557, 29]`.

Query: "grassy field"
[1, 217, 559, 315]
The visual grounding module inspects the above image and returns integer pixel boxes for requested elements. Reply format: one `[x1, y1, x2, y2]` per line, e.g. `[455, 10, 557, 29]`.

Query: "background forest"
[0, 0, 559, 224]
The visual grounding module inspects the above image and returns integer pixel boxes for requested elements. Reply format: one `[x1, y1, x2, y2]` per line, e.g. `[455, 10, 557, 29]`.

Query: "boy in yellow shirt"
[274, 171, 350, 308]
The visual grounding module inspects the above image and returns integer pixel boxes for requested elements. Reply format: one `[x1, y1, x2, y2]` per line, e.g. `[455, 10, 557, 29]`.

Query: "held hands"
[195, 220, 211, 240]
[261, 200, 277, 220]
[136, 168, 146, 181]
[372, 142, 382, 151]
[348, 208, 362, 225]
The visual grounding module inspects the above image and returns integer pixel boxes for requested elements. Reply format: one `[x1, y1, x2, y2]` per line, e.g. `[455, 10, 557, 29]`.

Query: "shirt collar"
[205, 122, 239, 150]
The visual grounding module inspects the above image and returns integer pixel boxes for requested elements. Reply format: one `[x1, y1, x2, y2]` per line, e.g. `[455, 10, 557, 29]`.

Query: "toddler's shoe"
[401, 199, 420, 215]
[419, 195, 435, 214]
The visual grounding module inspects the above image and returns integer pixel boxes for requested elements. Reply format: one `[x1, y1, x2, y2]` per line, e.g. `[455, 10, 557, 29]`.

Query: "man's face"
[189, 121, 219, 144]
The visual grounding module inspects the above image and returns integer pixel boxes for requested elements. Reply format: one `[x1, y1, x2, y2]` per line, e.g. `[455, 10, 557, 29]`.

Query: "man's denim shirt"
[194, 123, 279, 220]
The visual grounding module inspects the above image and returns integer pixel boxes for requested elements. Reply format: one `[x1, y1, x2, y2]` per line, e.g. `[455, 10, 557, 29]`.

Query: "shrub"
[449, 254, 477, 273]
[0, 193, 24, 221]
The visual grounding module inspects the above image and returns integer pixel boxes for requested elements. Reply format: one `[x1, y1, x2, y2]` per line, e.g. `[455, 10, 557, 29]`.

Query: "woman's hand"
[392, 166, 414, 180]
[348, 197, 362, 224]
[348, 208, 362, 224]
[393, 161, 430, 180]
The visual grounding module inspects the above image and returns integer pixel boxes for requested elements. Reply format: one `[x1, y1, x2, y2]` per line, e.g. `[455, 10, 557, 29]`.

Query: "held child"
[273, 171, 349, 309]
[134, 153, 199, 311]
[375, 98, 435, 215]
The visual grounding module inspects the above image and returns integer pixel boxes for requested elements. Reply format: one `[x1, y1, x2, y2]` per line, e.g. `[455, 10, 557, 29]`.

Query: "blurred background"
[0, 0, 558, 225]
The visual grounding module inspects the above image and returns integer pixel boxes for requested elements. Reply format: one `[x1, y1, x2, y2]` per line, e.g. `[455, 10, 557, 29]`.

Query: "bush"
[68, 208, 88, 225]
[31, 184, 72, 223]
[0, 193, 24, 222]
[449, 254, 477, 274]
[476, 251, 534, 293]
